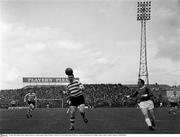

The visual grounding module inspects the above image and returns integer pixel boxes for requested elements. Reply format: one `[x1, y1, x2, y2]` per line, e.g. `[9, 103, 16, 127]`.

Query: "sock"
[70, 116, 75, 127]
[145, 118, 152, 127]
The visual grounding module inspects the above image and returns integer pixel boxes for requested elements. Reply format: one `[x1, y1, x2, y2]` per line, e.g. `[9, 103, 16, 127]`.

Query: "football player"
[24, 88, 37, 118]
[126, 79, 156, 130]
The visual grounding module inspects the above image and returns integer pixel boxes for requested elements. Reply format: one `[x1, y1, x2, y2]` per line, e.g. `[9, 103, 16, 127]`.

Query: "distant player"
[168, 91, 179, 115]
[24, 88, 37, 118]
[126, 79, 156, 131]
[63, 69, 88, 131]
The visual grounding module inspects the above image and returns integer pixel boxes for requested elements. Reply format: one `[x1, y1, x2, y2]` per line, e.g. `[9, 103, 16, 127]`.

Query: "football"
[65, 67, 73, 75]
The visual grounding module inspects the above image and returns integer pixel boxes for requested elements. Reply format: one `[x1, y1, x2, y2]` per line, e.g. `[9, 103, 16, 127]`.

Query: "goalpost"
[36, 99, 64, 108]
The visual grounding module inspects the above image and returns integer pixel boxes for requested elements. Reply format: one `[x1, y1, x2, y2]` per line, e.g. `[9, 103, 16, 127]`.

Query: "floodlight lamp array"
[137, 1, 151, 20]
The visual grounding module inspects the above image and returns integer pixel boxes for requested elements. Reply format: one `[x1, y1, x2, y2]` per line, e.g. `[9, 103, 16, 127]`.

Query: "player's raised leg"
[66, 107, 70, 115]
[29, 103, 35, 117]
[26, 104, 31, 118]
[66, 99, 71, 115]
[172, 106, 177, 115]
[79, 104, 88, 123]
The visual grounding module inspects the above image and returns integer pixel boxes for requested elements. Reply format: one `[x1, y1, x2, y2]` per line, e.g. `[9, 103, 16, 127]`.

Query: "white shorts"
[138, 100, 154, 110]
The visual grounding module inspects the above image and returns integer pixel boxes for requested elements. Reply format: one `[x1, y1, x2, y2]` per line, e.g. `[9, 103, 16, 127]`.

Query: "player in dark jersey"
[126, 79, 156, 131]
[24, 88, 37, 118]
[63, 74, 88, 131]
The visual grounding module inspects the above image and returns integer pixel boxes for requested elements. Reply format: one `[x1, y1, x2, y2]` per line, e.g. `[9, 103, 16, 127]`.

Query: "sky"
[0, 0, 180, 89]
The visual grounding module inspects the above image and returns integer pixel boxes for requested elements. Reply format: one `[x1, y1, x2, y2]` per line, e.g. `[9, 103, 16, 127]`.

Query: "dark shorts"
[70, 95, 85, 107]
[28, 101, 36, 106]
[170, 102, 178, 107]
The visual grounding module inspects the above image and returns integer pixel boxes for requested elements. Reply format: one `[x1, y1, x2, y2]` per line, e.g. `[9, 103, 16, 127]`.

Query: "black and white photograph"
[0, 0, 180, 135]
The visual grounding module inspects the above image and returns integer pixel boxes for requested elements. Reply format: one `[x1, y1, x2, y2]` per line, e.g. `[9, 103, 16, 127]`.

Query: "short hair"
[138, 78, 145, 85]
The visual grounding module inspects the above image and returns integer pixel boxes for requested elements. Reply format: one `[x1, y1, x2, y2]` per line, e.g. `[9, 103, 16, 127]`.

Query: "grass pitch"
[0, 108, 180, 134]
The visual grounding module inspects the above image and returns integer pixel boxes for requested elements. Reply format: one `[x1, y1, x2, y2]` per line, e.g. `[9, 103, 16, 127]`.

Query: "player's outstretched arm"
[125, 91, 138, 99]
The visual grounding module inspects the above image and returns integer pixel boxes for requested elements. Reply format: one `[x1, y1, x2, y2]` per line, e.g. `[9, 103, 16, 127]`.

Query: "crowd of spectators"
[0, 86, 65, 108]
[0, 84, 170, 108]
[84, 84, 133, 107]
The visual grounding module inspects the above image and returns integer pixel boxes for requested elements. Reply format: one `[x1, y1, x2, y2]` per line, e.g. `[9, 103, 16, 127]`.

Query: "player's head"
[138, 78, 145, 87]
[68, 74, 74, 83]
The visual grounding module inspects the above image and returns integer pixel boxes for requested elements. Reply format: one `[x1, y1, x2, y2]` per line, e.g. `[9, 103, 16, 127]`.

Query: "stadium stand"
[0, 84, 172, 108]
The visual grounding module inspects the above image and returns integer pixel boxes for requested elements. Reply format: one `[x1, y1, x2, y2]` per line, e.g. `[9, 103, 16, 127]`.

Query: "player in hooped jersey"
[126, 79, 156, 131]
[169, 91, 179, 115]
[63, 73, 88, 131]
[24, 88, 37, 118]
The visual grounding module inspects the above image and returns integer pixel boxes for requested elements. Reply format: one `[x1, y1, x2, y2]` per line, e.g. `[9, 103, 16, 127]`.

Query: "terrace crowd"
[0, 84, 169, 108]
